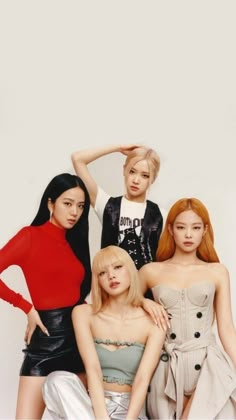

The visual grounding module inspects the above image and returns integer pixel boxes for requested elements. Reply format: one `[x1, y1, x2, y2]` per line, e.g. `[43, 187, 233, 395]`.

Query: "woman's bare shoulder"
[72, 303, 93, 319]
[209, 263, 230, 291]
[139, 261, 164, 276]
[209, 262, 229, 276]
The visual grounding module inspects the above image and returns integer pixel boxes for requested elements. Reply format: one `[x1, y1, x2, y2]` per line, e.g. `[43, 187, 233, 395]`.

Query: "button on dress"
[147, 282, 236, 419]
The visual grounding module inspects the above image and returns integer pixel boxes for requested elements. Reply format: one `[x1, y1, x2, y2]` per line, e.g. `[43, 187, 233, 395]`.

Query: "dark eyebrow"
[63, 198, 85, 204]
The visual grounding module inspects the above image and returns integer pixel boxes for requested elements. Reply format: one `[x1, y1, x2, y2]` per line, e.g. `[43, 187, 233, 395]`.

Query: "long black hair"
[31, 173, 91, 302]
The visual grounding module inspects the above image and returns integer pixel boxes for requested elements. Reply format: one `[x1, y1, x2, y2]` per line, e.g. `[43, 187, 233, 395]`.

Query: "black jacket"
[101, 196, 163, 269]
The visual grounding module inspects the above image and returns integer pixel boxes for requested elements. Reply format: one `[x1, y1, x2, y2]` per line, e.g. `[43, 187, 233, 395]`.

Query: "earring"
[49, 210, 53, 222]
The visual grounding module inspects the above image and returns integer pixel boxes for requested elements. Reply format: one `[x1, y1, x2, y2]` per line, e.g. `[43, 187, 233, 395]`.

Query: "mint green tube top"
[94, 338, 145, 386]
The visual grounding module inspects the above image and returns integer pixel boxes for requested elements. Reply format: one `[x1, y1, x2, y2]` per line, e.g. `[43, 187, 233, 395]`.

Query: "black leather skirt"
[20, 306, 84, 376]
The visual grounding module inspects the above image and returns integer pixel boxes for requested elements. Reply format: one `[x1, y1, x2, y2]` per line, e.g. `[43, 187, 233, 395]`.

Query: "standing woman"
[71, 144, 165, 270]
[43, 245, 166, 420]
[71, 144, 166, 304]
[139, 198, 236, 419]
[0, 173, 91, 419]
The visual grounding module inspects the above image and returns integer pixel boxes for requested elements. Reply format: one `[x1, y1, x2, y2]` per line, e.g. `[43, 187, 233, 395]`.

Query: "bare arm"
[126, 323, 166, 419]
[71, 144, 139, 207]
[215, 264, 236, 367]
[72, 305, 109, 419]
[139, 263, 170, 330]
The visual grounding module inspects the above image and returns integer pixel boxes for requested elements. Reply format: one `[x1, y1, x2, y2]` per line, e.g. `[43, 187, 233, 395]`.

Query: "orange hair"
[157, 198, 219, 263]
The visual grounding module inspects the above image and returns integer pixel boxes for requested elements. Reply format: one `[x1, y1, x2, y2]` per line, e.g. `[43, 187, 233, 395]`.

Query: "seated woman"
[42, 245, 166, 420]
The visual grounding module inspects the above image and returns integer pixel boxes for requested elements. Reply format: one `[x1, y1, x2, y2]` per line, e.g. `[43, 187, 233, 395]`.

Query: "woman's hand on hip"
[24, 307, 50, 345]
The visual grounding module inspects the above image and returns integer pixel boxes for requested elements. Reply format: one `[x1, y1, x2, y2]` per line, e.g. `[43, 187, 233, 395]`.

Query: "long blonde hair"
[91, 246, 143, 313]
[124, 146, 160, 185]
[157, 198, 219, 262]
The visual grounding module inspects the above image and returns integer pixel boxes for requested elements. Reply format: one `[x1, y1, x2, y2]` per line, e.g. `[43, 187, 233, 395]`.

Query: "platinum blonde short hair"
[124, 146, 160, 184]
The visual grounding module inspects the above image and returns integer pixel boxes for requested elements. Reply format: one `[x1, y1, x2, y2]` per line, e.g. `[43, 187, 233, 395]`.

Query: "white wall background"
[0, 1, 236, 418]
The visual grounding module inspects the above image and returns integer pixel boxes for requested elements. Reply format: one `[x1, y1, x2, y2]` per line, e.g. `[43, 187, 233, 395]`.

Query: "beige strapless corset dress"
[147, 282, 236, 419]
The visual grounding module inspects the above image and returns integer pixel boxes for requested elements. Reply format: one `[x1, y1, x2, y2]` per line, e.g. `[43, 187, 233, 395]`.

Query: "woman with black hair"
[0, 173, 91, 419]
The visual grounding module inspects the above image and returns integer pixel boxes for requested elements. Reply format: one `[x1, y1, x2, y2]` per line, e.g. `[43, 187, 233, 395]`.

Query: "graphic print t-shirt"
[94, 187, 146, 243]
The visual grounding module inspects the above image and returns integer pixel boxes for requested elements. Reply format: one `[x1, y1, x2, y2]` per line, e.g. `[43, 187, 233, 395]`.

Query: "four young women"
[1, 147, 236, 419]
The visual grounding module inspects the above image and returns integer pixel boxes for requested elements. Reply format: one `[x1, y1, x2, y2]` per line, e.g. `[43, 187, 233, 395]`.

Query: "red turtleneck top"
[0, 221, 85, 314]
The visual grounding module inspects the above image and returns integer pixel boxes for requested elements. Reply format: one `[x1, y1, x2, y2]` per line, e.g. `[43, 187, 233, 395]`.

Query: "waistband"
[36, 306, 75, 330]
[36, 305, 75, 315]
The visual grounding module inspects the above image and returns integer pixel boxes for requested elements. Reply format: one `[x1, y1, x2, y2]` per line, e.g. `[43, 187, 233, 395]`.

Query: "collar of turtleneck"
[40, 220, 67, 241]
